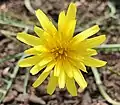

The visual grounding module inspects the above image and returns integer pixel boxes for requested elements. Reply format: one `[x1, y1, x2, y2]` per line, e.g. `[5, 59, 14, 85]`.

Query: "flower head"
[17, 3, 106, 96]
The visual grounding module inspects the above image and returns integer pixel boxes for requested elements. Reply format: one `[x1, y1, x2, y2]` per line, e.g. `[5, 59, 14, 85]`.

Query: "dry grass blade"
[0, 54, 26, 103]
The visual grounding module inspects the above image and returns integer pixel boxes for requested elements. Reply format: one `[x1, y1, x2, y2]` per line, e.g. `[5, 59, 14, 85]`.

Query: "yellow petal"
[58, 69, 65, 88]
[58, 11, 66, 33]
[83, 57, 107, 67]
[63, 60, 73, 78]
[18, 56, 41, 67]
[67, 51, 83, 61]
[32, 71, 50, 88]
[78, 62, 87, 72]
[66, 76, 77, 96]
[47, 72, 58, 95]
[82, 35, 106, 48]
[66, 20, 76, 40]
[34, 26, 44, 37]
[35, 9, 57, 35]
[54, 59, 62, 77]
[66, 3, 76, 20]
[25, 45, 48, 56]
[71, 47, 97, 57]
[34, 45, 48, 52]
[39, 56, 53, 67]
[24, 48, 39, 55]
[58, 11, 76, 40]
[73, 68, 87, 89]
[44, 60, 56, 72]
[86, 49, 97, 56]
[71, 25, 100, 45]
[68, 58, 87, 73]
[44, 32, 58, 49]
[58, 8, 76, 41]
[80, 49, 97, 56]
[30, 64, 46, 75]
[17, 32, 41, 46]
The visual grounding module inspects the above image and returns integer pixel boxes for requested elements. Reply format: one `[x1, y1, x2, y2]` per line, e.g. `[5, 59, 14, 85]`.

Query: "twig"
[0, 55, 26, 103]
[91, 67, 120, 105]
[24, 0, 35, 14]
[0, 52, 23, 64]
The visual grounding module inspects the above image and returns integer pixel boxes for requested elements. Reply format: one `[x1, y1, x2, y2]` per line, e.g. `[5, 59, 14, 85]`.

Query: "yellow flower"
[17, 3, 106, 96]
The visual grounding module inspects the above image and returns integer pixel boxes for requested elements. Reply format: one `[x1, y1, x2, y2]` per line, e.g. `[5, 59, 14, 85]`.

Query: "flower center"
[50, 47, 68, 59]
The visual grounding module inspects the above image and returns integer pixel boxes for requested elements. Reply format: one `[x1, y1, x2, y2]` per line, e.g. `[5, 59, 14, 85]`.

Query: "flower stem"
[91, 67, 120, 105]
[96, 44, 120, 52]
[23, 68, 29, 94]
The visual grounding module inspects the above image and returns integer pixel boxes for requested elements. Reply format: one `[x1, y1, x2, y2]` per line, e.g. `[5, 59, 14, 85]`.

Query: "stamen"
[55, 52, 59, 57]
[59, 49, 64, 54]
[51, 48, 55, 52]
[50, 46, 68, 60]
[64, 52, 68, 56]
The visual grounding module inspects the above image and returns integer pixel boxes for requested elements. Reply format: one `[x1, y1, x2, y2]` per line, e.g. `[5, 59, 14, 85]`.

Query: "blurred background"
[0, 0, 120, 105]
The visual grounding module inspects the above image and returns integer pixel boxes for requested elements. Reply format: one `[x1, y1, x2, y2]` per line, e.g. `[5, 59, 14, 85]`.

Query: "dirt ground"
[0, 0, 120, 105]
